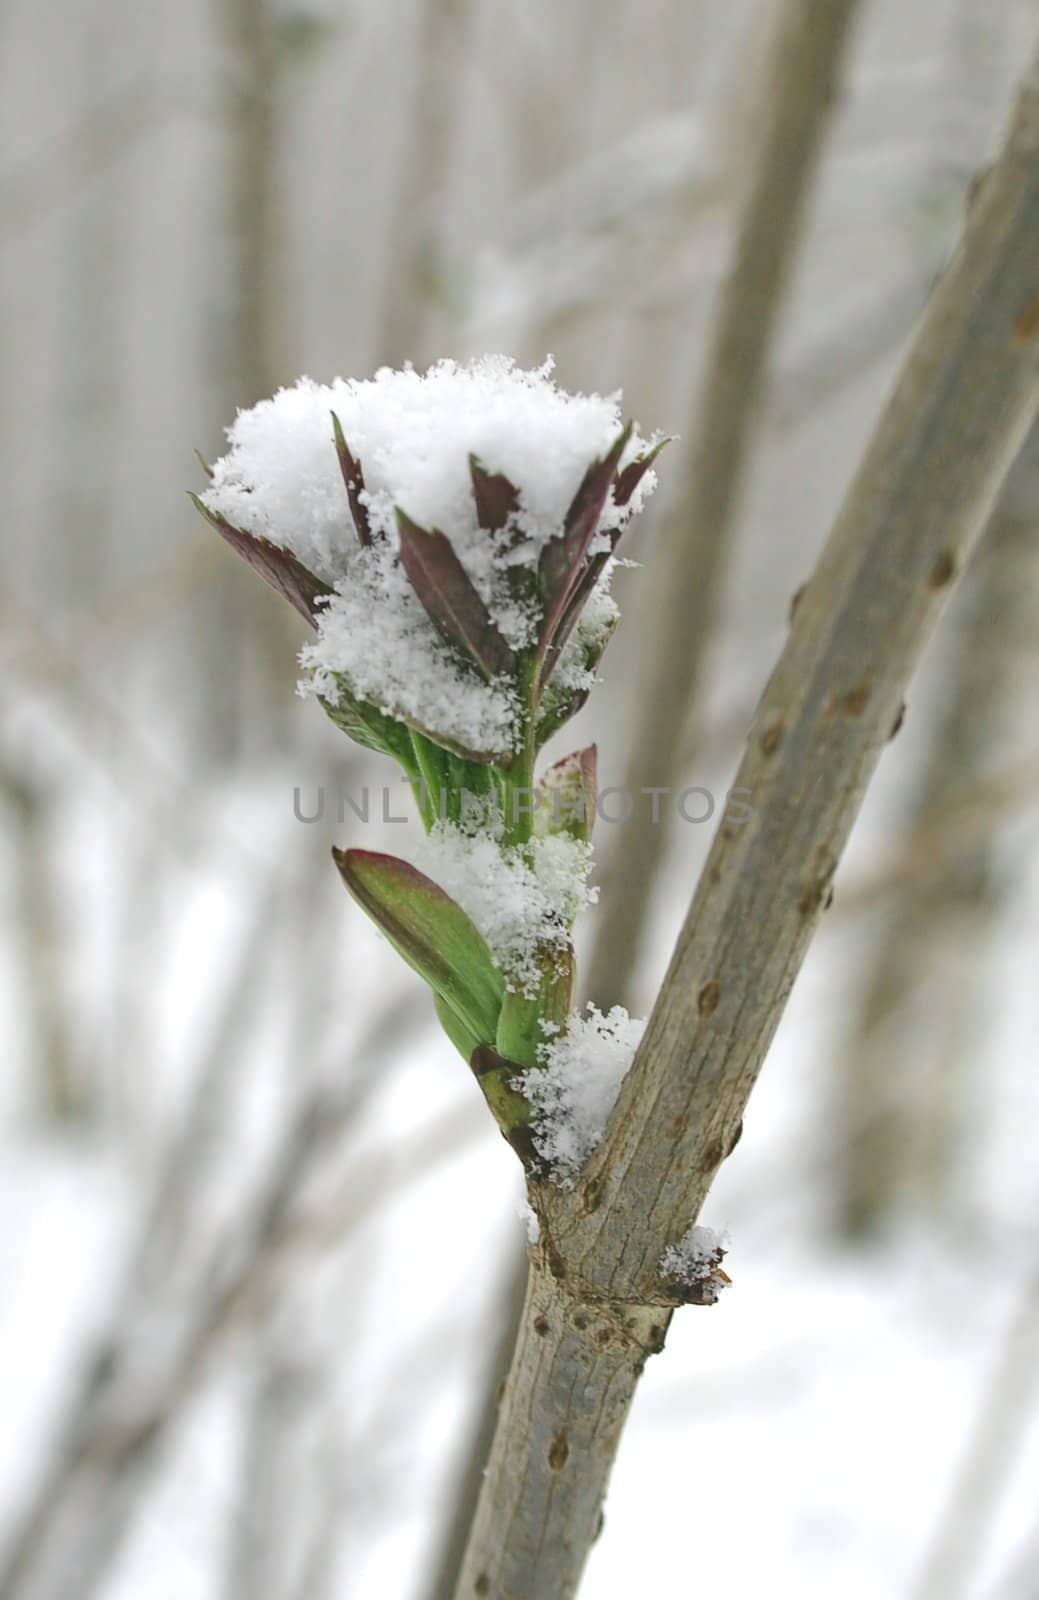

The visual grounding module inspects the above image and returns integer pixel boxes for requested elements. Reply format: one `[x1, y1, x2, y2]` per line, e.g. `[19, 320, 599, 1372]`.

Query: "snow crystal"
[660, 1224, 731, 1304]
[414, 823, 595, 992]
[200, 358, 660, 753]
[520, 1005, 645, 1182]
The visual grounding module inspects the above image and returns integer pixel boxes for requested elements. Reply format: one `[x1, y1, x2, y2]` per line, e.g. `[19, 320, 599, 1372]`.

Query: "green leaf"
[328, 669, 511, 769]
[495, 945, 575, 1069]
[434, 992, 482, 1063]
[334, 849, 504, 1045]
[406, 732, 503, 830]
[320, 685, 418, 773]
[407, 728, 453, 829]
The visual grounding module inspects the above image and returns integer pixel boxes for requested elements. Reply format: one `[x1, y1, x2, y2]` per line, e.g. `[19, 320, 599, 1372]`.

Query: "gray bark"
[454, 40, 1039, 1599]
[456, 1265, 666, 1600]
[836, 434, 1039, 1238]
[421, 1249, 528, 1600]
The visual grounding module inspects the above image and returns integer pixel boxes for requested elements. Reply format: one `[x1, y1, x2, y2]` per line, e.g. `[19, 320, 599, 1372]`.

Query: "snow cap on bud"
[193, 356, 666, 763]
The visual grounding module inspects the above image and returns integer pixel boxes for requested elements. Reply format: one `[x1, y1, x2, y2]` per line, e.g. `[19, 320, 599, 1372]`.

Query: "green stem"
[409, 731, 447, 830]
[496, 943, 575, 1070]
[502, 657, 539, 847]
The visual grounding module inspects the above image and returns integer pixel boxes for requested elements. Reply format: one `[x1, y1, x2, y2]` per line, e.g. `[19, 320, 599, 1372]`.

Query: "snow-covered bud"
[192, 356, 665, 768]
[192, 357, 668, 1171]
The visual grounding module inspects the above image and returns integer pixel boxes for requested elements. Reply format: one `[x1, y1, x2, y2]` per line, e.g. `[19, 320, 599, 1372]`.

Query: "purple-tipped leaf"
[190, 493, 332, 628]
[539, 745, 597, 841]
[538, 440, 670, 673]
[396, 509, 516, 681]
[334, 849, 504, 1045]
[612, 436, 670, 508]
[540, 548, 610, 677]
[537, 423, 631, 667]
[544, 441, 670, 662]
[469, 455, 520, 534]
[470, 456, 532, 608]
[561, 423, 633, 561]
[536, 615, 618, 744]
[537, 537, 624, 694]
[331, 412, 372, 546]
[536, 682, 592, 747]
[536, 443, 670, 682]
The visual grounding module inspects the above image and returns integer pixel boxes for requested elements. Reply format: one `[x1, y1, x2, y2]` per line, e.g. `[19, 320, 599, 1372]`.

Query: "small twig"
[0, 762, 84, 1121]
[767, 272, 931, 431]
[835, 752, 1039, 918]
[914, 1264, 1039, 1600]
[829, 148, 1039, 1233]
[584, 0, 864, 1009]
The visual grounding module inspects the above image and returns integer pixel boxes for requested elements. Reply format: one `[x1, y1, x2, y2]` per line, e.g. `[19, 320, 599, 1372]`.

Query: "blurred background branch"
[583, 0, 864, 1012]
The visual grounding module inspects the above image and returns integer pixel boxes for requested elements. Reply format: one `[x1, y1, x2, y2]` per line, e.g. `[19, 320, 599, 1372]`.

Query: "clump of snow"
[414, 824, 595, 992]
[660, 1224, 731, 1305]
[200, 358, 660, 754]
[300, 543, 517, 756]
[203, 357, 658, 587]
[520, 1005, 645, 1182]
[518, 1199, 540, 1244]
